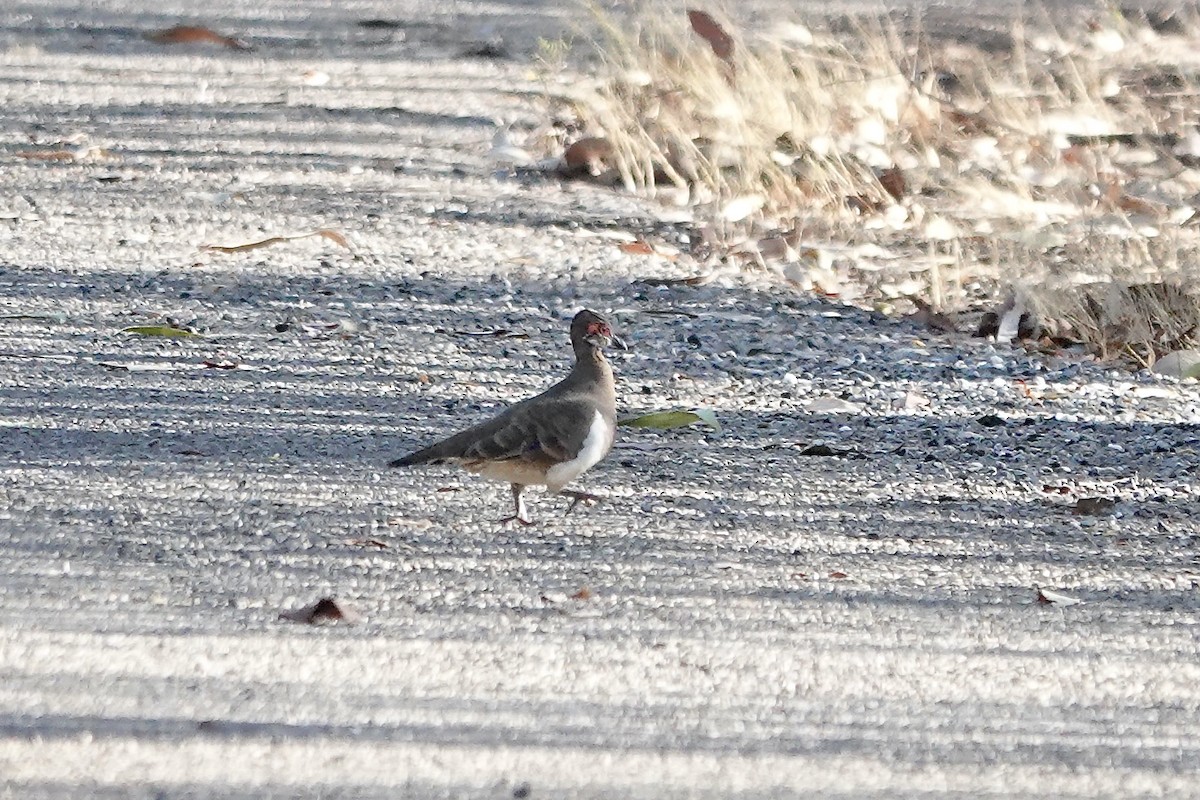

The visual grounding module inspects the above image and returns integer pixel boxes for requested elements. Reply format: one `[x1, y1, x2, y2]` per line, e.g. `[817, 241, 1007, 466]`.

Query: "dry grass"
[537, 2, 1200, 365]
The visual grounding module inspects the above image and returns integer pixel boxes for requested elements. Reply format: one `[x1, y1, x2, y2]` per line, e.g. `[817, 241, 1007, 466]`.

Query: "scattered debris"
[201, 229, 352, 255]
[1036, 587, 1084, 606]
[146, 25, 250, 50]
[279, 597, 360, 625]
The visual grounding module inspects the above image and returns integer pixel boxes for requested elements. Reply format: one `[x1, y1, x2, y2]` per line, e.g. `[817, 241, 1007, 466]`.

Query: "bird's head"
[571, 309, 626, 351]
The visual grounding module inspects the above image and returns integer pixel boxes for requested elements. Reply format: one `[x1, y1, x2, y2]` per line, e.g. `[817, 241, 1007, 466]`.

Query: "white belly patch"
[545, 410, 611, 492]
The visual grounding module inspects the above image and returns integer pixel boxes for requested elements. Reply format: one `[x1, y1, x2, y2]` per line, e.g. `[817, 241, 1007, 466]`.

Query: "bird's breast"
[544, 409, 613, 492]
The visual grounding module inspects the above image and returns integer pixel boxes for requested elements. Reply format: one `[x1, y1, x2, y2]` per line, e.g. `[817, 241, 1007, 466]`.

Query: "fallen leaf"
[829, 571, 849, 579]
[434, 327, 529, 339]
[279, 597, 360, 624]
[357, 19, 403, 29]
[120, 325, 201, 338]
[635, 275, 712, 287]
[619, 240, 656, 255]
[1073, 497, 1117, 515]
[805, 397, 863, 414]
[688, 9, 734, 60]
[798, 443, 845, 456]
[570, 587, 593, 600]
[1152, 349, 1200, 379]
[201, 228, 352, 254]
[908, 297, 957, 333]
[346, 538, 390, 549]
[1036, 587, 1083, 606]
[146, 25, 250, 50]
[562, 137, 614, 176]
[720, 194, 764, 222]
[878, 166, 906, 200]
[18, 146, 114, 163]
[619, 409, 721, 432]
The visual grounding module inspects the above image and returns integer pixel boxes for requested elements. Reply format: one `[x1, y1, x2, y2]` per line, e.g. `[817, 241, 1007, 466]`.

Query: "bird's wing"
[391, 396, 594, 467]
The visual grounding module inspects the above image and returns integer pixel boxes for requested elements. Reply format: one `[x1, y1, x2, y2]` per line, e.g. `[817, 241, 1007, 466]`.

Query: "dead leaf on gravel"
[635, 275, 713, 287]
[908, 297, 958, 333]
[891, 390, 930, 411]
[797, 443, 846, 457]
[18, 146, 115, 163]
[829, 571, 849, 579]
[618, 240, 655, 255]
[201, 358, 240, 369]
[357, 19, 403, 29]
[1036, 586, 1083, 606]
[688, 10, 734, 61]
[1073, 496, 1117, 515]
[562, 137, 613, 176]
[434, 327, 530, 339]
[147, 25, 251, 50]
[201, 229, 352, 255]
[805, 397, 863, 414]
[619, 409, 721, 432]
[346, 537, 390, 549]
[279, 597, 360, 625]
[570, 587, 594, 600]
[720, 194, 764, 222]
[120, 325, 201, 338]
[878, 166, 907, 200]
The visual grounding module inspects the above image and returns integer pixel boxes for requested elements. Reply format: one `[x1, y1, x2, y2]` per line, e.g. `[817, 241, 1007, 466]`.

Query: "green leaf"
[619, 409, 720, 432]
[120, 326, 201, 338]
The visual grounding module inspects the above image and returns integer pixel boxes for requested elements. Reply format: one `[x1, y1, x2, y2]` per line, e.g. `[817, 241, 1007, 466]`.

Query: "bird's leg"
[498, 483, 534, 526]
[560, 489, 602, 515]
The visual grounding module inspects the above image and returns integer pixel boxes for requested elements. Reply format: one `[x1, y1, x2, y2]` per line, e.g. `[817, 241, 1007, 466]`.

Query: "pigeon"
[390, 310, 622, 524]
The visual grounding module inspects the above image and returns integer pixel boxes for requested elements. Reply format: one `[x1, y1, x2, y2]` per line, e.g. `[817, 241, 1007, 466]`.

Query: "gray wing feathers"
[390, 397, 592, 468]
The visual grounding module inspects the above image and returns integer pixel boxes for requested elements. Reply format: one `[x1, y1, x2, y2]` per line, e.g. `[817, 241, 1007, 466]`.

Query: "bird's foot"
[498, 514, 535, 526]
[561, 490, 602, 515]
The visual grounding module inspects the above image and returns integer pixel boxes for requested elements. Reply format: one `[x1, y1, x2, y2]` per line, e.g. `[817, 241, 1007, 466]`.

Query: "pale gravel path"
[2, 1, 1200, 798]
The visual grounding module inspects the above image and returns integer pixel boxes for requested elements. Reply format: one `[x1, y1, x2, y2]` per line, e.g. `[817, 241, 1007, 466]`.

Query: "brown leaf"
[878, 167, 906, 201]
[828, 571, 848, 579]
[202, 358, 239, 370]
[346, 537, 390, 549]
[908, 297, 958, 333]
[147, 25, 250, 50]
[619, 240, 655, 256]
[201, 228, 352, 254]
[17, 149, 76, 161]
[570, 587, 594, 601]
[18, 146, 114, 163]
[279, 597, 360, 624]
[688, 10, 733, 60]
[562, 137, 613, 177]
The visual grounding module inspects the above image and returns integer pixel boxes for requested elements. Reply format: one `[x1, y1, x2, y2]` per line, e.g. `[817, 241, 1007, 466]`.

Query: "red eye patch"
[587, 322, 610, 336]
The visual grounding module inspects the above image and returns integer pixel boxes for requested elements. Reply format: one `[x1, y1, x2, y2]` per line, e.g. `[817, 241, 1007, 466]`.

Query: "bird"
[389, 309, 623, 525]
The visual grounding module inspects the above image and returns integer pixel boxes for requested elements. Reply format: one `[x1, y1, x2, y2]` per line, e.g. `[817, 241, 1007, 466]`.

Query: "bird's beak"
[609, 333, 628, 350]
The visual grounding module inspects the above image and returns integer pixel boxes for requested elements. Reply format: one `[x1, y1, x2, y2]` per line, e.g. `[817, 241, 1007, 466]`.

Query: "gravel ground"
[2, 1, 1200, 798]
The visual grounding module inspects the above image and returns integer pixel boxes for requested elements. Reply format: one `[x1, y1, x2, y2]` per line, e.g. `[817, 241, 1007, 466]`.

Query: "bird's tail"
[388, 441, 453, 468]
[388, 450, 431, 468]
